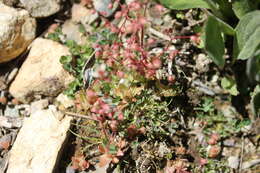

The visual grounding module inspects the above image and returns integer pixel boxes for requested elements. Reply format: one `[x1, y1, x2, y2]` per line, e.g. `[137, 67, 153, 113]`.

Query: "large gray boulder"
[9, 38, 74, 103]
[0, 0, 19, 6]
[7, 108, 72, 173]
[0, 2, 36, 63]
[20, 0, 61, 18]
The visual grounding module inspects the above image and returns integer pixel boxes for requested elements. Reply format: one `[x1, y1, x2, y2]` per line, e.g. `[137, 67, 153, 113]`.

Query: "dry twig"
[62, 111, 98, 121]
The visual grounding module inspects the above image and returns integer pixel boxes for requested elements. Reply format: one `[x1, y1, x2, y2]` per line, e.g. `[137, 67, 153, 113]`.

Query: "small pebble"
[223, 139, 236, 147]
[56, 93, 74, 109]
[30, 99, 49, 114]
[228, 156, 240, 169]
[66, 166, 75, 173]
[93, 0, 118, 17]
[4, 105, 19, 117]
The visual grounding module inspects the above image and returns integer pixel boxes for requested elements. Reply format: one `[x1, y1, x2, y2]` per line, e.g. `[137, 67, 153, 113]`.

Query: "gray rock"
[66, 166, 75, 173]
[228, 156, 240, 169]
[62, 20, 87, 45]
[1, 0, 18, 6]
[30, 99, 49, 114]
[4, 106, 19, 118]
[9, 38, 74, 103]
[0, 116, 11, 128]
[0, 2, 36, 63]
[71, 3, 91, 23]
[223, 139, 236, 147]
[19, 0, 61, 18]
[17, 104, 30, 116]
[87, 165, 109, 173]
[71, 3, 98, 31]
[0, 157, 8, 173]
[7, 108, 72, 173]
[158, 142, 170, 157]
[93, 0, 118, 17]
[220, 104, 237, 119]
[242, 159, 260, 169]
[56, 93, 74, 109]
[0, 116, 22, 128]
[195, 54, 211, 73]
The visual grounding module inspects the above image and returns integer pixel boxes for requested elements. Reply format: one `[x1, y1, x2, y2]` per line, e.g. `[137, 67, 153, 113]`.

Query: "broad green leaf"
[251, 85, 260, 117]
[232, 0, 254, 19]
[233, 0, 260, 19]
[235, 11, 260, 51]
[221, 77, 239, 96]
[204, 15, 225, 68]
[60, 55, 72, 64]
[246, 55, 260, 83]
[214, 0, 235, 19]
[209, 14, 235, 35]
[158, 0, 210, 10]
[203, 0, 225, 19]
[237, 27, 260, 60]
[232, 35, 239, 59]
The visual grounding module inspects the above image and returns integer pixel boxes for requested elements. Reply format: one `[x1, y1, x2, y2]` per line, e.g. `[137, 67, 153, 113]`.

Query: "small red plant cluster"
[72, 0, 201, 171]
[71, 155, 90, 171]
[84, 1, 164, 128]
[207, 133, 221, 158]
[92, 1, 176, 79]
[97, 138, 127, 167]
[82, 1, 173, 138]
